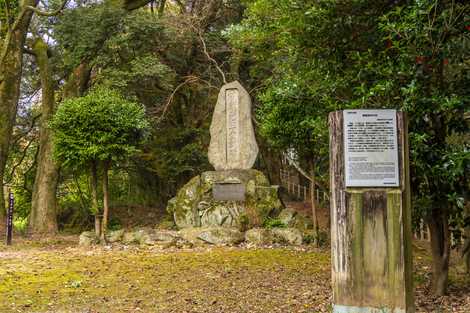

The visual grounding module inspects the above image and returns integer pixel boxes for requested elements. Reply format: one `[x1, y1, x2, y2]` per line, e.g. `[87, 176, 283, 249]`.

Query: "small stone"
[271, 228, 303, 245]
[106, 229, 125, 243]
[79, 231, 99, 247]
[177, 228, 208, 245]
[245, 228, 272, 245]
[122, 228, 153, 245]
[197, 227, 244, 246]
[153, 230, 179, 243]
[278, 208, 297, 226]
[292, 214, 314, 231]
[122, 231, 139, 244]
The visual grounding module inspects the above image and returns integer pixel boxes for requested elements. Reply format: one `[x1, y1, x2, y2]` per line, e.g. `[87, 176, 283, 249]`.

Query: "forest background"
[0, 0, 469, 298]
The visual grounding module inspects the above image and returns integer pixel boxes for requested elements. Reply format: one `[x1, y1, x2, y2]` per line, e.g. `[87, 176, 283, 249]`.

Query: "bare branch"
[11, 112, 41, 147]
[25, 0, 69, 16]
[153, 75, 218, 123]
[190, 24, 227, 85]
[285, 152, 313, 183]
[157, 76, 198, 122]
[284, 152, 328, 192]
[7, 138, 35, 183]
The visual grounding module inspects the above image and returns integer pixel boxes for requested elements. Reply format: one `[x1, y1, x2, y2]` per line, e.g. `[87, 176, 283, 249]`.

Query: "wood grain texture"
[329, 111, 414, 312]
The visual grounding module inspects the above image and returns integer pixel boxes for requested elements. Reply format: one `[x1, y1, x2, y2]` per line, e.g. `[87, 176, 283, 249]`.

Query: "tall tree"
[28, 37, 59, 234]
[0, 0, 38, 224]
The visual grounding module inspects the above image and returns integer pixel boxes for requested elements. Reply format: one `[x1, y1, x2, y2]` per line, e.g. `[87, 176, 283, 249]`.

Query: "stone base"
[166, 169, 282, 229]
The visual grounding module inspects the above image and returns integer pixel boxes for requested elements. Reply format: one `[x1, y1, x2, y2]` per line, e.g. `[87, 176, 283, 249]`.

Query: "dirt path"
[0, 238, 468, 313]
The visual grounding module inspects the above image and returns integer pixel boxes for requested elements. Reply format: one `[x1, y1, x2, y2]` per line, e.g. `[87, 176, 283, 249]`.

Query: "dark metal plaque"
[213, 183, 246, 201]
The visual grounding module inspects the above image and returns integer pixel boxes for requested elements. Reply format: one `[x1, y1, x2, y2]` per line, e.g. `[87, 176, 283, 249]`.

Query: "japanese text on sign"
[343, 110, 399, 187]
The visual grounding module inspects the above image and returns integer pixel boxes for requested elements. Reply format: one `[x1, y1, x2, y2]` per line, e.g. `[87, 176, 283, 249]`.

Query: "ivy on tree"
[50, 87, 150, 240]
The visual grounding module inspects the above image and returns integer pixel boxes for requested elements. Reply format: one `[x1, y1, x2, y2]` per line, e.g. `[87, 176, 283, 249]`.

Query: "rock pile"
[79, 226, 308, 248]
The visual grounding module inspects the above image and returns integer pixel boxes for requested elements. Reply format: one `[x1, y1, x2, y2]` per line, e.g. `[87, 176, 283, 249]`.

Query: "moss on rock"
[167, 170, 282, 229]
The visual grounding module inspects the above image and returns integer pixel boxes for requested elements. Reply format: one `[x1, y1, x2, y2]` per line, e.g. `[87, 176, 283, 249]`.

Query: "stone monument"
[208, 80, 259, 170]
[167, 81, 281, 229]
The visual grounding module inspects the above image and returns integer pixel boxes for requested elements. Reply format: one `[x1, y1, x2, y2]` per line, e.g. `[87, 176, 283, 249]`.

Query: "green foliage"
[144, 127, 210, 181]
[238, 214, 250, 232]
[4, 109, 39, 220]
[262, 217, 286, 229]
[50, 87, 150, 169]
[303, 230, 328, 247]
[13, 217, 28, 235]
[53, 4, 127, 70]
[56, 172, 93, 231]
[378, 1, 470, 231]
[0, 0, 19, 38]
[52, 4, 233, 204]
[230, 0, 470, 232]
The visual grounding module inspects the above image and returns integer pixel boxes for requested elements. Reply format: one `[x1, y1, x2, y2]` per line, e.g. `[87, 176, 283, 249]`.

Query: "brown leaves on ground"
[0, 237, 468, 313]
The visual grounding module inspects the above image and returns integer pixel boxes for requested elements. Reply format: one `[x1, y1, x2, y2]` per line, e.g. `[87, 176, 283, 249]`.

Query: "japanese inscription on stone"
[226, 89, 240, 166]
[208, 81, 259, 170]
[343, 110, 399, 187]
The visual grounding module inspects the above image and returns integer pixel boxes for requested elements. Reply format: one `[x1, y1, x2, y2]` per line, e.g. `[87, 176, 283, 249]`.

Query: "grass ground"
[0, 237, 468, 313]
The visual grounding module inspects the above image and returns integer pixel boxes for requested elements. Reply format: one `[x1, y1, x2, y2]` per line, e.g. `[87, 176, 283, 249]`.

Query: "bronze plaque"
[213, 183, 246, 201]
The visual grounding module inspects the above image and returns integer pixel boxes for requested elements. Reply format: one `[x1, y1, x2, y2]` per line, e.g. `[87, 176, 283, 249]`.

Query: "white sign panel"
[343, 110, 399, 187]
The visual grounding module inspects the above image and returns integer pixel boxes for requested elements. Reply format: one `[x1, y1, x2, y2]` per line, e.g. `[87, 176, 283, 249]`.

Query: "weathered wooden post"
[329, 110, 413, 313]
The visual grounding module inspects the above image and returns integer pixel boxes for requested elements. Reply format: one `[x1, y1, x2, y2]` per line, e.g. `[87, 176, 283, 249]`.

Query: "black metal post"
[6, 190, 13, 245]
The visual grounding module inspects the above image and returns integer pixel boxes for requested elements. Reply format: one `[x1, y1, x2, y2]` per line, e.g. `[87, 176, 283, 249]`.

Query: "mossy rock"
[278, 208, 297, 226]
[106, 229, 125, 243]
[156, 215, 177, 230]
[167, 169, 282, 229]
[79, 231, 99, 246]
[291, 214, 314, 231]
[245, 228, 273, 245]
[122, 228, 155, 245]
[197, 227, 244, 246]
[271, 228, 303, 246]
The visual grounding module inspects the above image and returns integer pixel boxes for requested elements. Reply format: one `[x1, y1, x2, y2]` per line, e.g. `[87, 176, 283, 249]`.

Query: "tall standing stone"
[329, 110, 414, 313]
[166, 81, 282, 229]
[208, 81, 258, 170]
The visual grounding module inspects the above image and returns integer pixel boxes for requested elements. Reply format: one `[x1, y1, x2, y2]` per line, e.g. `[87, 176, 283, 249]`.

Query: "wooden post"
[329, 110, 414, 313]
[6, 189, 13, 245]
[419, 219, 424, 240]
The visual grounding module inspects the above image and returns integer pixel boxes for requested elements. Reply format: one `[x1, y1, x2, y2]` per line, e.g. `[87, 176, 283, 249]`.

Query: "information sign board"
[343, 110, 399, 187]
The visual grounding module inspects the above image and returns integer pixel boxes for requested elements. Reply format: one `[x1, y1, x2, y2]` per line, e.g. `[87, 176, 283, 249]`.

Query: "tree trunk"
[62, 62, 91, 99]
[101, 161, 110, 241]
[463, 202, 470, 273]
[428, 209, 450, 296]
[90, 162, 101, 238]
[309, 160, 319, 244]
[463, 237, 470, 273]
[0, 0, 38, 228]
[0, 167, 6, 230]
[29, 38, 60, 235]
